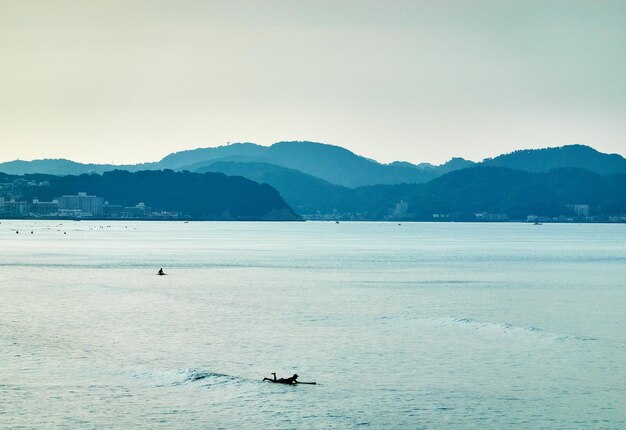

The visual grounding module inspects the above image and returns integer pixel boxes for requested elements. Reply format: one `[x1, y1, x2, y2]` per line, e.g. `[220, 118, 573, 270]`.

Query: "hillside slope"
[3, 170, 299, 220]
[483, 145, 626, 175]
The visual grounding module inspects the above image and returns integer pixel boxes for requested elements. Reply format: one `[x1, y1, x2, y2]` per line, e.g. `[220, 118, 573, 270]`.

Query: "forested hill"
[399, 166, 626, 220]
[196, 161, 352, 214]
[483, 145, 626, 175]
[197, 163, 626, 220]
[355, 167, 626, 220]
[3, 170, 299, 221]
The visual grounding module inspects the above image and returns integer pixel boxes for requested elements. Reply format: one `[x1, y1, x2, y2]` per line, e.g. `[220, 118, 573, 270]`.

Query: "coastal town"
[279, 199, 626, 223]
[0, 191, 183, 220]
[2, 189, 626, 223]
[1, 176, 624, 223]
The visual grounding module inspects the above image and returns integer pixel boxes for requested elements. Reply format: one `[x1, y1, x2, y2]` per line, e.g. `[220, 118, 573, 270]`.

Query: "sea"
[1, 220, 625, 429]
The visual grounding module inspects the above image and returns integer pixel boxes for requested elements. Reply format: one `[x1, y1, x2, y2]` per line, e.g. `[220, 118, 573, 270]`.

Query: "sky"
[0, 0, 625, 165]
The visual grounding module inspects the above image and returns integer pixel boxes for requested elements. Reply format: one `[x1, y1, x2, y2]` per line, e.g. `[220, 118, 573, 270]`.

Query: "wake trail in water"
[126, 368, 251, 388]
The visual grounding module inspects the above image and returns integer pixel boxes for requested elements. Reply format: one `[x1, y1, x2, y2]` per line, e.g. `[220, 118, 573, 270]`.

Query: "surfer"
[263, 373, 303, 384]
[157, 268, 166, 276]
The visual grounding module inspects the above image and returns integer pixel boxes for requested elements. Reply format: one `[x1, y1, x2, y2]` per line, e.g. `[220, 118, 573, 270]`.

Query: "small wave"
[439, 317, 596, 341]
[376, 315, 596, 341]
[451, 318, 544, 334]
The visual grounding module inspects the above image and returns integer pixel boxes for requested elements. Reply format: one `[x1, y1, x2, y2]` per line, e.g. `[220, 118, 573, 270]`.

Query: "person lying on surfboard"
[263, 372, 316, 384]
[263, 372, 298, 384]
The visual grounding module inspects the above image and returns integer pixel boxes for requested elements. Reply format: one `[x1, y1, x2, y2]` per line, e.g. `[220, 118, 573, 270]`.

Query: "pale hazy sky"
[1, 0, 625, 165]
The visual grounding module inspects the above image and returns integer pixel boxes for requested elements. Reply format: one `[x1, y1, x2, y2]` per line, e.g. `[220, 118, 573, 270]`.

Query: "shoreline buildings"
[58, 192, 104, 217]
[0, 192, 181, 220]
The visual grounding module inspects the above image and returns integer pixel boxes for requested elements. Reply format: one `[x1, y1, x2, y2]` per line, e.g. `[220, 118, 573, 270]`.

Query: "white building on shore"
[57, 192, 104, 217]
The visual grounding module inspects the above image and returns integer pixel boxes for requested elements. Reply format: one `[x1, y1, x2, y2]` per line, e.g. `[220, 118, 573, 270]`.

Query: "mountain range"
[1, 142, 624, 185]
[1, 142, 625, 220]
[1, 141, 624, 179]
[0, 141, 472, 186]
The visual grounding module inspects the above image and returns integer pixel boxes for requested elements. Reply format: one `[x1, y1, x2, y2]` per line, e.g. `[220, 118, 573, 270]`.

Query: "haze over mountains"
[1, 141, 625, 182]
[1, 142, 625, 221]
[482, 145, 626, 175]
[0, 141, 463, 186]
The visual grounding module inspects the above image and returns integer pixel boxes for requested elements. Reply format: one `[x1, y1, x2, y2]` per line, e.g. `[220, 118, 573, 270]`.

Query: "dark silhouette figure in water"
[157, 268, 166, 276]
[263, 372, 299, 384]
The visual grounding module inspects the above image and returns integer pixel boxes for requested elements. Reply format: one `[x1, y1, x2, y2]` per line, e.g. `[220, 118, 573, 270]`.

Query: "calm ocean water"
[1, 220, 625, 429]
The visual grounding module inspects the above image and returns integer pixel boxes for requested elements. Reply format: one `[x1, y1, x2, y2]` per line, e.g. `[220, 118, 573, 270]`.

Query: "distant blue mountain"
[0, 141, 472, 187]
[168, 143, 626, 182]
[0, 158, 158, 175]
[196, 161, 351, 214]
[0, 159, 116, 175]
[483, 144, 626, 175]
[169, 141, 447, 187]
[1, 143, 624, 196]
[159, 142, 265, 170]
